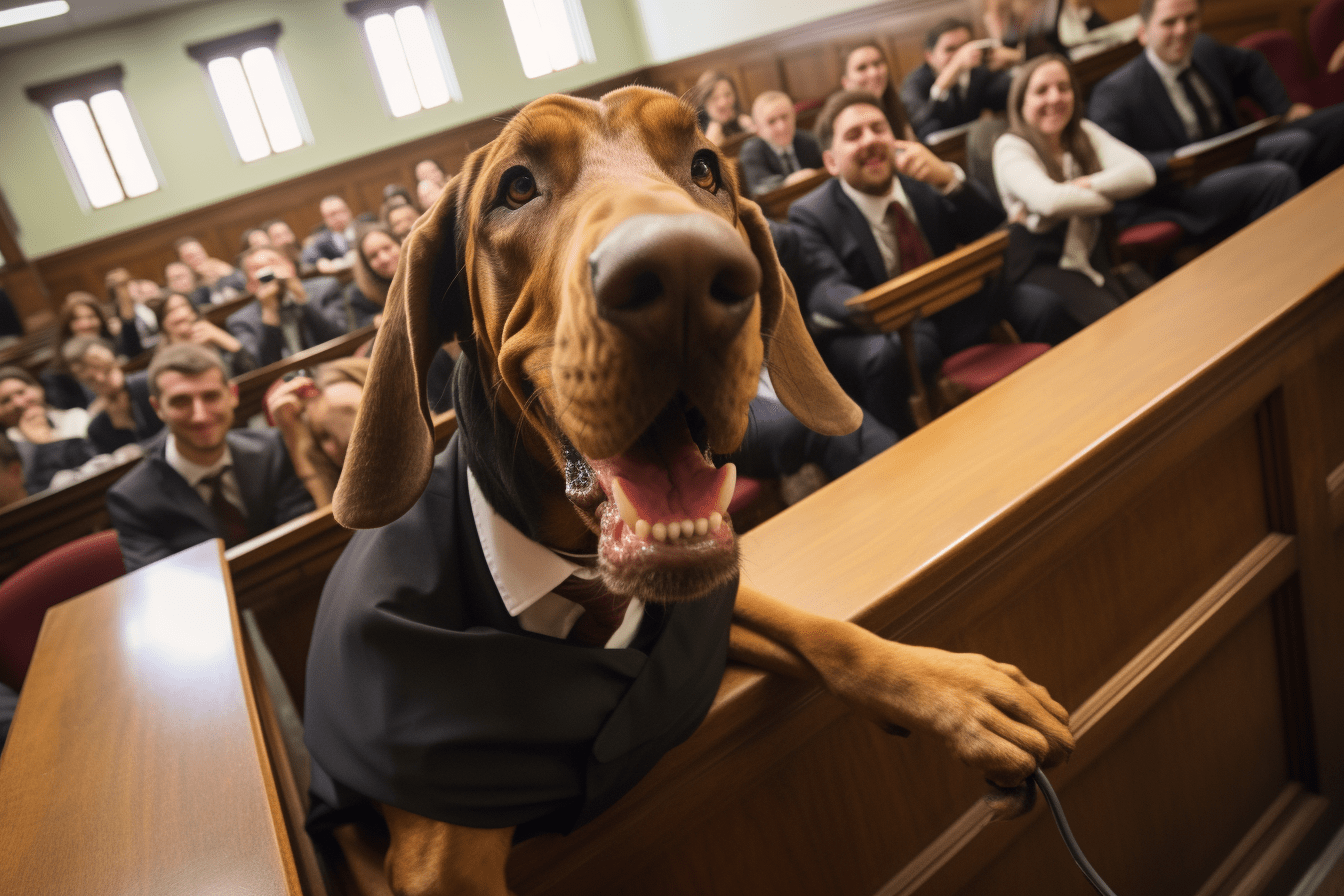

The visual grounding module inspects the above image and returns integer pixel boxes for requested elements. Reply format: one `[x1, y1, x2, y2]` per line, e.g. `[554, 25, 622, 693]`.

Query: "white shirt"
[1145, 47, 1223, 143]
[467, 467, 644, 648]
[165, 436, 245, 516]
[993, 120, 1156, 285]
[838, 165, 965, 277]
[7, 406, 90, 444]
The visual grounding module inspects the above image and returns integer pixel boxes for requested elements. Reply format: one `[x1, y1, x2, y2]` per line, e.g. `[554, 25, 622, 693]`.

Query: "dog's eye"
[691, 153, 719, 194]
[501, 167, 538, 209]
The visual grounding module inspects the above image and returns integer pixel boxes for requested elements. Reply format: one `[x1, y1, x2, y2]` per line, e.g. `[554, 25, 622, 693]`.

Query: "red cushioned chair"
[0, 530, 125, 689]
[1311, 0, 1344, 105]
[1238, 30, 1321, 107]
[1116, 219, 1185, 277]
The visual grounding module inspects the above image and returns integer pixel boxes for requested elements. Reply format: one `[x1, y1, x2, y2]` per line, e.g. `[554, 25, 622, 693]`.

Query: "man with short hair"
[63, 336, 161, 452]
[165, 260, 211, 307]
[900, 18, 1014, 140]
[789, 90, 1076, 436]
[106, 344, 314, 571]
[738, 91, 825, 197]
[0, 366, 96, 493]
[175, 236, 246, 302]
[227, 246, 348, 367]
[1088, 0, 1343, 238]
[301, 195, 359, 274]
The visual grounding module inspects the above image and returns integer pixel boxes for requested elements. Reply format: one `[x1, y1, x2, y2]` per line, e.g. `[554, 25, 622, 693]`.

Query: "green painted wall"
[0, 0, 651, 257]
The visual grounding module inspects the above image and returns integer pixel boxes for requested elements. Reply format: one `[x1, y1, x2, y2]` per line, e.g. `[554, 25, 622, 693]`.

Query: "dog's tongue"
[588, 407, 732, 527]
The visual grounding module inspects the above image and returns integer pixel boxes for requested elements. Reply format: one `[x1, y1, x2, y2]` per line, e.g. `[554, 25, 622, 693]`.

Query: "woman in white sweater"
[993, 54, 1155, 326]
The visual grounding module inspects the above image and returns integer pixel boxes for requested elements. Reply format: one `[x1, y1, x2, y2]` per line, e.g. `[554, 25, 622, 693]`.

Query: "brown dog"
[318, 86, 1072, 895]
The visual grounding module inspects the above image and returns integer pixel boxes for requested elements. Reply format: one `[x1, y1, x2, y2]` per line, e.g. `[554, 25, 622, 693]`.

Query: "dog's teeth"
[652, 522, 667, 542]
[680, 520, 694, 538]
[667, 520, 681, 541]
[716, 463, 737, 515]
[695, 517, 708, 536]
[635, 519, 650, 538]
[612, 477, 639, 529]
[709, 512, 723, 532]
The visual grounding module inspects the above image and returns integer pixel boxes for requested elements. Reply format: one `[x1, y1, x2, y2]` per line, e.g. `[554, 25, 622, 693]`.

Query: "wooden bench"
[203, 292, 256, 327]
[754, 169, 831, 220]
[231, 324, 376, 425]
[1168, 116, 1281, 186]
[1071, 37, 1142, 99]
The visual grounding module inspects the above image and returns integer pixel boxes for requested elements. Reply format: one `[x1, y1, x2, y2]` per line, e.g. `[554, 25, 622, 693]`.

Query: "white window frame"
[26, 65, 162, 211]
[501, 0, 595, 79]
[345, 0, 462, 119]
[187, 22, 312, 164]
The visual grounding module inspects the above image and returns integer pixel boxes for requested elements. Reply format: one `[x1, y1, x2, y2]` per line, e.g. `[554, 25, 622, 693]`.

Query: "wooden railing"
[231, 324, 376, 424]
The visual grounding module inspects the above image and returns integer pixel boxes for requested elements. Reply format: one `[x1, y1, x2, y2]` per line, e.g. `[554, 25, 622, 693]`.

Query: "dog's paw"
[983, 777, 1037, 820]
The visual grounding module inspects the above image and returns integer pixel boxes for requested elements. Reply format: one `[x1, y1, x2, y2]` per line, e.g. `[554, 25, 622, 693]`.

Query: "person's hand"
[988, 43, 1023, 69]
[17, 406, 54, 444]
[893, 140, 956, 190]
[266, 376, 317, 432]
[1286, 102, 1314, 123]
[1329, 40, 1344, 74]
[1070, 175, 1093, 190]
[256, 278, 285, 327]
[103, 388, 135, 431]
[704, 119, 726, 146]
[191, 320, 243, 353]
[737, 113, 757, 135]
[783, 167, 820, 186]
[284, 274, 309, 304]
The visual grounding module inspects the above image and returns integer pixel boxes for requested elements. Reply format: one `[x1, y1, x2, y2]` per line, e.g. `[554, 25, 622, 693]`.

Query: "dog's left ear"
[333, 165, 472, 529]
[737, 198, 862, 437]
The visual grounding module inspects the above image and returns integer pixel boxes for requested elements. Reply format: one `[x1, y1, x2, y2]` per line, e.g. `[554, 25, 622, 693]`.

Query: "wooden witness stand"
[6, 171, 1344, 894]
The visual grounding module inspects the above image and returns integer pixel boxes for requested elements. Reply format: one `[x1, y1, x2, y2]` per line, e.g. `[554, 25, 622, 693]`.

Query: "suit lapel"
[1138, 58, 1191, 148]
[229, 433, 268, 536]
[828, 180, 889, 288]
[1191, 39, 1238, 132]
[145, 437, 217, 534]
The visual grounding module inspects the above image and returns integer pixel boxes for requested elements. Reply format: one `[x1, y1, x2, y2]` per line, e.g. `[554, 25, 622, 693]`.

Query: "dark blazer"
[900, 63, 1012, 140]
[300, 229, 351, 267]
[1088, 35, 1292, 180]
[106, 428, 315, 571]
[225, 277, 348, 367]
[87, 370, 162, 454]
[738, 131, 825, 196]
[787, 175, 1005, 331]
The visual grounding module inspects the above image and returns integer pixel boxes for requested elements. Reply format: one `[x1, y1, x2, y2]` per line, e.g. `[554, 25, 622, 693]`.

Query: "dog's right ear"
[333, 160, 474, 529]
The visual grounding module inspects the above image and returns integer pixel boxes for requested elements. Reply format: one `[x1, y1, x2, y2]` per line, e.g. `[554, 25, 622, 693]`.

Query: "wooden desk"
[503, 171, 1344, 894]
[231, 324, 376, 424]
[202, 292, 255, 327]
[0, 541, 303, 896]
[1072, 38, 1141, 99]
[754, 170, 831, 220]
[1169, 117, 1281, 187]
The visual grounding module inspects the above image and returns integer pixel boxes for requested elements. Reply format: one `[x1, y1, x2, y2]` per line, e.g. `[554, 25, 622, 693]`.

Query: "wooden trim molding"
[185, 22, 283, 64]
[24, 64, 125, 108]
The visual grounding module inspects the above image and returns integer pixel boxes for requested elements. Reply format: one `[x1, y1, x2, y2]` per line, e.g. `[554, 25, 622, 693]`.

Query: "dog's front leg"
[730, 583, 1074, 817]
[380, 805, 516, 896]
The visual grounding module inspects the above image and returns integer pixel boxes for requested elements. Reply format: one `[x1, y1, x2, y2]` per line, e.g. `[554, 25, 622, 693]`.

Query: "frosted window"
[356, 3, 459, 117]
[501, 0, 594, 78]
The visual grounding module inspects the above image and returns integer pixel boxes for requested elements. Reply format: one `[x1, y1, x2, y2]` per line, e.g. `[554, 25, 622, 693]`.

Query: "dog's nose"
[589, 213, 761, 341]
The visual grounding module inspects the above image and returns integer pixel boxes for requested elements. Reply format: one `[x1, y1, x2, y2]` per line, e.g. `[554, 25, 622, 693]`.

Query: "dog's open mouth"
[563, 395, 738, 601]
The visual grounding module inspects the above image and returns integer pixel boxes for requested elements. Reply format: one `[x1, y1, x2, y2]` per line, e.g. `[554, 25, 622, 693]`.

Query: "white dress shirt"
[165, 436, 245, 516]
[467, 467, 644, 648]
[1145, 46, 1224, 143]
[838, 164, 964, 277]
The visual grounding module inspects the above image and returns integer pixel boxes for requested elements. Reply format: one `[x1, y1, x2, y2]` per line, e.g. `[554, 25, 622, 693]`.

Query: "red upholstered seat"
[1311, 0, 1344, 105]
[942, 342, 1050, 396]
[1237, 30, 1323, 107]
[1117, 220, 1183, 250]
[0, 530, 125, 688]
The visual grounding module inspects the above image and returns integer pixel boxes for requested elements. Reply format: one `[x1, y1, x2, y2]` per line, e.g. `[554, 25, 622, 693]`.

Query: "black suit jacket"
[300, 228, 351, 267]
[738, 131, 825, 196]
[225, 277, 348, 367]
[87, 370, 162, 454]
[787, 175, 1005, 331]
[106, 428, 315, 571]
[900, 63, 1012, 140]
[1088, 35, 1292, 181]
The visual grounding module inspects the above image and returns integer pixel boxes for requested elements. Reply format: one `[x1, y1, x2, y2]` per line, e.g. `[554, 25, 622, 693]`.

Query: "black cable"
[1032, 768, 1119, 896]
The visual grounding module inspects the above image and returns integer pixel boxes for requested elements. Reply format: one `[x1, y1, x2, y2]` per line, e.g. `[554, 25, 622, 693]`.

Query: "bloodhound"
[316, 86, 1073, 895]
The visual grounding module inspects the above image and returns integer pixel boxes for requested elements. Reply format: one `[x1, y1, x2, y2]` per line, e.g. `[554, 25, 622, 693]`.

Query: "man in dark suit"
[900, 18, 1014, 140]
[227, 246, 348, 367]
[738, 91, 825, 197]
[1088, 0, 1343, 238]
[300, 195, 357, 274]
[789, 90, 1076, 436]
[106, 344, 314, 572]
[62, 336, 162, 453]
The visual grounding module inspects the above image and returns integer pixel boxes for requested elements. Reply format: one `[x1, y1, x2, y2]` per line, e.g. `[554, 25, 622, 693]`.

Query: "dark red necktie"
[201, 470, 250, 548]
[886, 201, 932, 274]
[551, 573, 631, 647]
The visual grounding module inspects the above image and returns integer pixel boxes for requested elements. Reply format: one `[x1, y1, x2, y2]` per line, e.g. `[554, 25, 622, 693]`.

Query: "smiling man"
[1088, 0, 1344, 239]
[787, 89, 1076, 436]
[105, 344, 313, 571]
[737, 91, 824, 196]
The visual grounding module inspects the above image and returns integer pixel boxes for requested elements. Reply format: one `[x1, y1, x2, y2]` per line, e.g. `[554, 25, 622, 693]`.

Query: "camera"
[257, 267, 276, 284]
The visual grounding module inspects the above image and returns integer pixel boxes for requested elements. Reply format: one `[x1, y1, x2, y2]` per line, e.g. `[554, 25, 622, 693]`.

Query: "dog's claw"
[983, 777, 1038, 820]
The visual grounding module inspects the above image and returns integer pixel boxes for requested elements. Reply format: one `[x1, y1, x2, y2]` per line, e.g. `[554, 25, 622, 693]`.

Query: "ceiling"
[0, 0, 206, 50]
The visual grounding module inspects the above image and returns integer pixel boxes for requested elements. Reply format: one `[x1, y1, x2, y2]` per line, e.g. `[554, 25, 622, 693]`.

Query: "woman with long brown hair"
[264, 357, 369, 507]
[992, 54, 1154, 326]
[839, 43, 915, 139]
[689, 71, 755, 146]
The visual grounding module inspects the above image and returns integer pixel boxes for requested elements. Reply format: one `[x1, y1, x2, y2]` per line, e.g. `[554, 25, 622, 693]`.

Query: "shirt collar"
[466, 466, 592, 618]
[165, 435, 233, 488]
[839, 175, 913, 229]
[1146, 45, 1193, 82]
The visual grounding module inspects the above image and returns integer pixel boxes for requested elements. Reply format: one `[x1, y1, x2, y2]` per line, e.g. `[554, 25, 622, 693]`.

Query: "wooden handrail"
[755, 170, 831, 220]
[202, 292, 256, 326]
[1071, 38, 1142, 98]
[230, 323, 376, 424]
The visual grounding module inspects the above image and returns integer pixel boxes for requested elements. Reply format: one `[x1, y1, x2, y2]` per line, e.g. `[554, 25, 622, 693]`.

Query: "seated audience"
[986, 0, 1108, 56]
[0, 366, 96, 493]
[0, 432, 26, 509]
[62, 336, 161, 453]
[228, 247, 347, 367]
[691, 70, 755, 146]
[105, 344, 315, 571]
[382, 184, 416, 209]
[415, 158, 446, 188]
[994, 55, 1155, 326]
[263, 218, 306, 271]
[43, 292, 136, 411]
[156, 291, 258, 378]
[901, 19, 1015, 140]
[105, 268, 161, 351]
[1088, 0, 1343, 238]
[417, 178, 445, 210]
[789, 90, 1077, 436]
[0, 286, 23, 344]
[839, 44, 916, 139]
[385, 201, 420, 242]
[164, 260, 212, 308]
[301, 195, 359, 274]
[266, 357, 369, 507]
[240, 227, 271, 251]
[175, 236, 246, 303]
[738, 91, 824, 197]
[334, 223, 398, 332]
